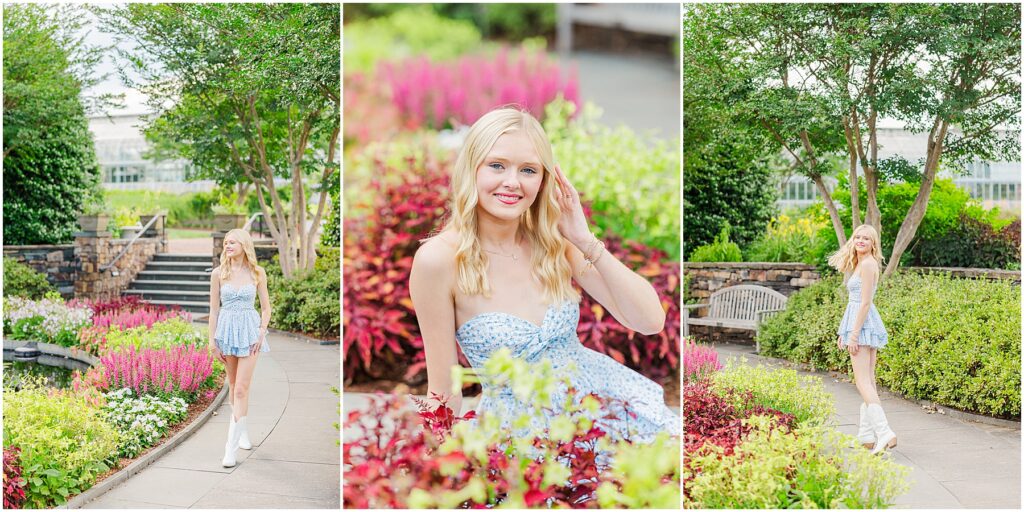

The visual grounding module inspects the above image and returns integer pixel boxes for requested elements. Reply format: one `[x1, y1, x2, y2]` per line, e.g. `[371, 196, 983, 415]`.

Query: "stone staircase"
[123, 253, 212, 314]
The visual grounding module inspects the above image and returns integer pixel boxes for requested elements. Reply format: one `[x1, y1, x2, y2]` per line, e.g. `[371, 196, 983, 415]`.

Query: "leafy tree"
[683, 33, 778, 256]
[101, 4, 340, 277]
[2, 4, 111, 244]
[685, 4, 1020, 275]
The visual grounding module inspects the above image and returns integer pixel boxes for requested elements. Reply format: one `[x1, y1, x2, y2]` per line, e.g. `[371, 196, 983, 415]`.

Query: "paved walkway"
[569, 50, 679, 138]
[714, 342, 1021, 509]
[83, 332, 340, 509]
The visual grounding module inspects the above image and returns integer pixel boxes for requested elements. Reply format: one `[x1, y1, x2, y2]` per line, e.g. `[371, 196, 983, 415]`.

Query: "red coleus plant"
[343, 147, 680, 385]
[3, 446, 27, 509]
[344, 391, 636, 508]
[682, 382, 796, 502]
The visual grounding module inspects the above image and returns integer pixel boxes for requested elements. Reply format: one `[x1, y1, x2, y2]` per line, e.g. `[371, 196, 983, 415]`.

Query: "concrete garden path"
[81, 331, 340, 509]
[714, 342, 1021, 509]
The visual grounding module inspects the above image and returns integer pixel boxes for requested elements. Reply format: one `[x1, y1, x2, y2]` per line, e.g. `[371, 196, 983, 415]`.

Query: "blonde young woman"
[209, 228, 272, 467]
[829, 224, 896, 454]
[409, 108, 679, 442]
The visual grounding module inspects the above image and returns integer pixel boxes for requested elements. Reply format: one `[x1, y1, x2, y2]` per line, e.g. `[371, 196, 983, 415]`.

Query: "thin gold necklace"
[481, 238, 522, 261]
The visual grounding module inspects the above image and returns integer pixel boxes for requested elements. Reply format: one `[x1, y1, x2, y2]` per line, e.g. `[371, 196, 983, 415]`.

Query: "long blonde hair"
[220, 229, 263, 287]
[446, 107, 578, 304]
[827, 224, 886, 275]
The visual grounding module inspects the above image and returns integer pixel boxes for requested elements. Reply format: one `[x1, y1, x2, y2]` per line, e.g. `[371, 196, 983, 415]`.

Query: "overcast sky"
[81, 7, 148, 116]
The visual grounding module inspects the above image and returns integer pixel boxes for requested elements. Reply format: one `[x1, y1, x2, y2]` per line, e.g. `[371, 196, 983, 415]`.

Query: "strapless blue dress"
[455, 300, 680, 443]
[837, 273, 888, 348]
[215, 283, 269, 357]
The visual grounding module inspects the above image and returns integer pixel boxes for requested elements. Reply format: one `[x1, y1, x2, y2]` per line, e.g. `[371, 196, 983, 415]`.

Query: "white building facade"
[89, 113, 216, 193]
[777, 122, 1021, 213]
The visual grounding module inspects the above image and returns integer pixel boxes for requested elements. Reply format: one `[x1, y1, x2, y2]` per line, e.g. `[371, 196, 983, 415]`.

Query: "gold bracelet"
[580, 238, 606, 277]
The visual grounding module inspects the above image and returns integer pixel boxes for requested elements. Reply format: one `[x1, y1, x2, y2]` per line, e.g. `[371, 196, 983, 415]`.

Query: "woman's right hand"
[210, 343, 225, 362]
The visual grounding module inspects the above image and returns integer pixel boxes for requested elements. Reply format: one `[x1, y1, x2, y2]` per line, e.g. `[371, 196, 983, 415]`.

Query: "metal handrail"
[242, 212, 263, 232]
[100, 213, 163, 272]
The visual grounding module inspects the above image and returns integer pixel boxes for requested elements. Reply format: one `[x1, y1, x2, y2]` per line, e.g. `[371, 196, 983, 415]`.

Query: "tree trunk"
[811, 175, 847, 247]
[885, 119, 948, 277]
[842, 114, 861, 228]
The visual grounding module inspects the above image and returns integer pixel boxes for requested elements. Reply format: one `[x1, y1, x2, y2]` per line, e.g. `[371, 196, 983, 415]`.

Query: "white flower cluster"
[4, 296, 93, 337]
[103, 388, 189, 458]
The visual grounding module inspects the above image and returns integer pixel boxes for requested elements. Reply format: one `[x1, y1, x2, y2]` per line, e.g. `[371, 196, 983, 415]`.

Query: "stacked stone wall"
[74, 234, 162, 301]
[684, 262, 1020, 343]
[3, 245, 77, 297]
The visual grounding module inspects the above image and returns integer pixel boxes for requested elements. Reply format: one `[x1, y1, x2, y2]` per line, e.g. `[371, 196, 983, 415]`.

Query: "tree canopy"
[685, 3, 1020, 274]
[101, 4, 341, 276]
[3, 4, 108, 244]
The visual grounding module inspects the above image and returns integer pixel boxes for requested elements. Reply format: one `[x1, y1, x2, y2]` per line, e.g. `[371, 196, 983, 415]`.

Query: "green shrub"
[546, 101, 681, 260]
[915, 214, 1020, 270]
[103, 317, 204, 353]
[320, 188, 340, 248]
[3, 4, 103, 245]
[3, 386, 119, 508]
[343, 6, 482, 75]
[266, 247, 340, 338]
[711, 362, 835, 426]
[758, 272, 1022, 418]
[682, 118, 778, 258]
[2, 258, 55, 299]
[817, 177, 1017, 269]
[744, 210, 828, 264]
[685, 415, 911, 509]
[689, 225, 742, 263]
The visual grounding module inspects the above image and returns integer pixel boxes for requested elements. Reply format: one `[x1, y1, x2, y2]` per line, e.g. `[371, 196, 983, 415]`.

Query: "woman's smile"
[494, 192, 523, 205]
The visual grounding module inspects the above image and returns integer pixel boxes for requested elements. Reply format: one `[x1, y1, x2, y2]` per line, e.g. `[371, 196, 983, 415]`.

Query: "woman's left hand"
[251, 329, 267, 355]
[552, 165, 593, 249]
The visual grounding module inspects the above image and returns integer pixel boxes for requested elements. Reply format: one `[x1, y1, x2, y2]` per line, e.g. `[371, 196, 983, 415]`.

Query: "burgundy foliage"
[683, 383, 796, 501]
[343, 151, 680, 385]
[3, 446, 26, 509]
[344, 392, 632, 508]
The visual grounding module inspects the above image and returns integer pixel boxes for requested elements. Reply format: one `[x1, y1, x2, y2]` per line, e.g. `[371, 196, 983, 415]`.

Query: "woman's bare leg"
[231, 352, 261, 419]
[223, 355, 239, 406]
[850, 347, 880, 405]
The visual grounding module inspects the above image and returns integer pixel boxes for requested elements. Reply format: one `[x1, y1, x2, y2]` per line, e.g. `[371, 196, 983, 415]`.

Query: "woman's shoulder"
[413, 232, 457, 273]
[210, 265, 222, 280]
[858, 256, 880, 272]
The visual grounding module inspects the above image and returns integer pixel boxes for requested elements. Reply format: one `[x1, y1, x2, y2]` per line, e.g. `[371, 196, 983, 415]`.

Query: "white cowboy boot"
[236, 416, 252, 450]
[222, 414, 241, 467]
[867, 403, 897, 455]
[857, 402, 876, 449]
[230, 415, 253, 450]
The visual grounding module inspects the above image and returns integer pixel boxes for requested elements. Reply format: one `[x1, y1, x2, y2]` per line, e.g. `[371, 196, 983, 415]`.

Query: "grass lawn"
[167, 228, 211, 239]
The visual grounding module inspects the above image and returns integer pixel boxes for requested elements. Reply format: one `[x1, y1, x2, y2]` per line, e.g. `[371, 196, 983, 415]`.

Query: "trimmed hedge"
[758, 272, 1021, 418]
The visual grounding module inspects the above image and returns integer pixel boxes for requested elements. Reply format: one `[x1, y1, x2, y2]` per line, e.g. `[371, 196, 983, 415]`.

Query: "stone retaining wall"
[3, 245, 77, 297]
[684, 262, 1021, 343]
[75, 233, 164, 300]
[685, 262, 821, 302]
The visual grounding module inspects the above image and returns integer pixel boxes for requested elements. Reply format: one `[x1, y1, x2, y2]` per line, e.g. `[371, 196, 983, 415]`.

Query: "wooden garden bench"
[683, 285, 788, 352]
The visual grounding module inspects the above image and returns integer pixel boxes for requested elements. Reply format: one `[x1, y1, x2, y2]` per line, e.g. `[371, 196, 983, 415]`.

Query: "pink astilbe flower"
[98, 346, 213, 398]
[70, 296, 191, 330]
[683, 338, 722, 383]
[379, 46, 579, 130]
